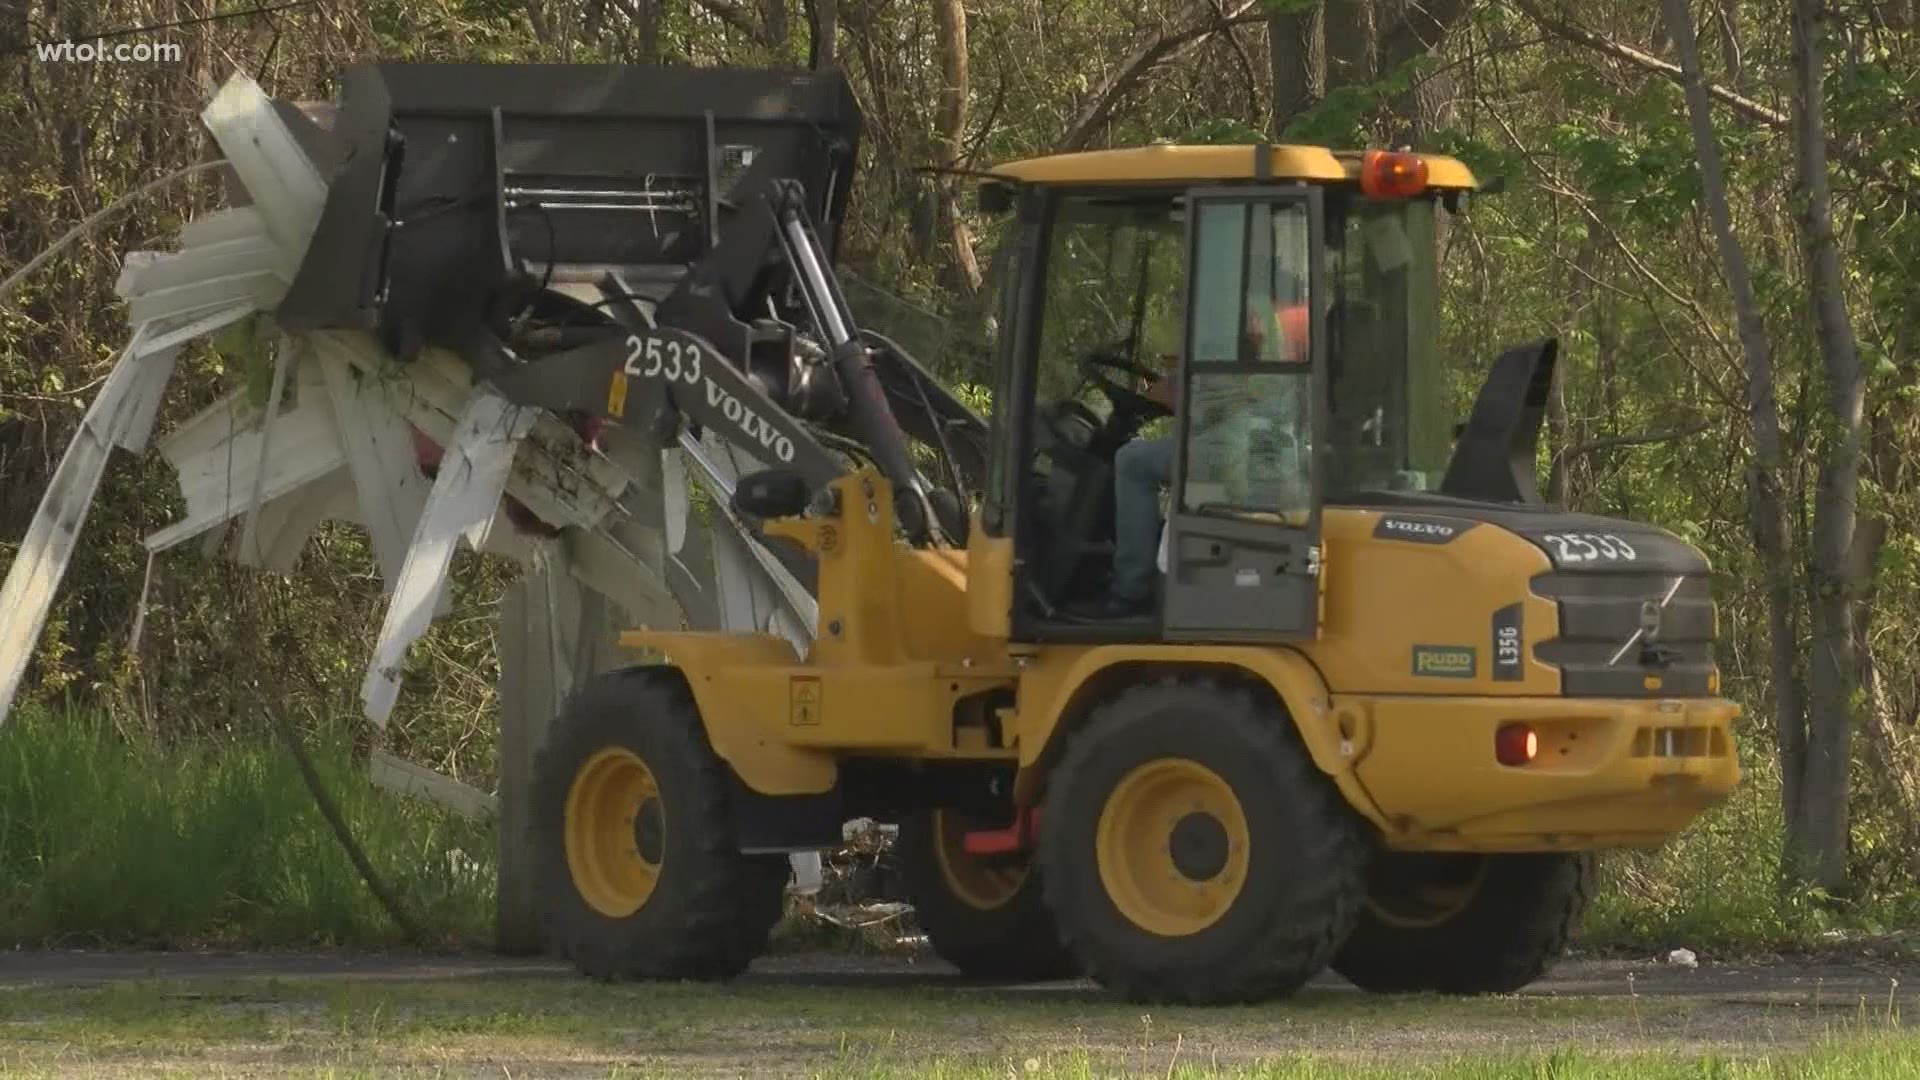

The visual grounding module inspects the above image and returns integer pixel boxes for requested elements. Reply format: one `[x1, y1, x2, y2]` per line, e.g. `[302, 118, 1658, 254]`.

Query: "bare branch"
[1058, 0, 1265, 151]
[690, 0, 763, 41]
[1379, 0, 1473, 70]
[1561, 420, 1712, 459]
[1508, 0, 1789, 129]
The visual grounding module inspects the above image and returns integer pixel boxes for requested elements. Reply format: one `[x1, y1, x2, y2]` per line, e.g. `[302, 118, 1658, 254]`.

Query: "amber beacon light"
[1360, 149, 1430, 198]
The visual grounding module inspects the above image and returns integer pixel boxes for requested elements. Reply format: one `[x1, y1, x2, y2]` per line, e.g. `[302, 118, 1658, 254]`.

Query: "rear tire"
[531, 667, 788, 980]
[1038, 677, 1368, 1004]
[896, 809, 1077, 980]
[1332, 852, 1593, 994]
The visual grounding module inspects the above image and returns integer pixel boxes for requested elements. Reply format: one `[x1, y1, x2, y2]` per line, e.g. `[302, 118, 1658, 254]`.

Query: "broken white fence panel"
[144, 363, 347, 554]
[0, 330, 178, 723]
[120, 236, 283, 296]
[178, 206, 273, 249]
[238, 467, 358, 573]
[115, 344, 183, 455]
[136, 300, 260, 358]
[236, 338, 296, 565]
[125, 268, 285, 327]
[361, 389, 535, 728]
[329, 337, 626, 533]
[200, 73, 324, 276]
[368, 750, 498, 821]
[309, 332, 430, 589]
[663, 446, 689, 555]
[562, 525, 679, 631]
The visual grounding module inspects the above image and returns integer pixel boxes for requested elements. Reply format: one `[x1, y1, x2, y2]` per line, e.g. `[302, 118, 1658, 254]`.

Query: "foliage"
[0, 705, 492, 948]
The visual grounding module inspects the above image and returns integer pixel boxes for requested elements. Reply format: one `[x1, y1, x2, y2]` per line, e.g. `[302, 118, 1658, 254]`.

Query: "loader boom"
[278, 62, 984, 550]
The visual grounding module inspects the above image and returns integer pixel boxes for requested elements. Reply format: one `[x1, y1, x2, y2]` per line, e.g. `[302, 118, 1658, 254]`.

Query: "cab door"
[1162, 187, 1325, 641]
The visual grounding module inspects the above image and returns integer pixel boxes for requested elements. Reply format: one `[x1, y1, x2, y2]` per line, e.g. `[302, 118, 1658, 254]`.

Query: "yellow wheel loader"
[296, 65, 1738, 1003]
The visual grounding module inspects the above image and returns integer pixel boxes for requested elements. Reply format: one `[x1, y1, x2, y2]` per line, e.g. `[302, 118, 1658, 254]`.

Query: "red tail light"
[1495, 722, 1539, 767]
[1360, 150, 1430, 199]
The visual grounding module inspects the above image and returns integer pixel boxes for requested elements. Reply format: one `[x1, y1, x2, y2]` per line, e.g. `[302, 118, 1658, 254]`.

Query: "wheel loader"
[291, 63, 1740, 1003]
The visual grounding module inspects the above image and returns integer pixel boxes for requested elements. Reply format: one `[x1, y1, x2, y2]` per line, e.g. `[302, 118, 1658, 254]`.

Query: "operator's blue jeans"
[1112, 436, 1173, 603]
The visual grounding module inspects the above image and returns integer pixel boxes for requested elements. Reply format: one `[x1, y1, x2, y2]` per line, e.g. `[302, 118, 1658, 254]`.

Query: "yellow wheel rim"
[1366, 857, 1487, 930]
[564, 746, 665, 918]
[930, 809, 1029, 911]
[1095, 758, 1249, 937]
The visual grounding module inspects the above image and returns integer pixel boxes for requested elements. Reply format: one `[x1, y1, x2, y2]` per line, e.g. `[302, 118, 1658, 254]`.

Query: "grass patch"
[0, 704, 493, 948]
[1581, 747, 1920, 958]
[0, 973, 1906, 1077]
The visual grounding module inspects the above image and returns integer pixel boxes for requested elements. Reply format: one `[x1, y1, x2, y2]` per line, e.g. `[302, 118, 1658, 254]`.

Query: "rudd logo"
[1412, 644, 1477, 678]
[1374, 516, 1474, 545]
[704, 379, 796, 463]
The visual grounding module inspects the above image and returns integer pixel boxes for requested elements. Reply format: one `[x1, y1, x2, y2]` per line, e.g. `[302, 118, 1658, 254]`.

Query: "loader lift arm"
[278, 62, 984, 550]
[479, 172, 968, 543]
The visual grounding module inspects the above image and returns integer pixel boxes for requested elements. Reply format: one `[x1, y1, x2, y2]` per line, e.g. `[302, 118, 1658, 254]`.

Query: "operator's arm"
[1146, 352, 1179, 409]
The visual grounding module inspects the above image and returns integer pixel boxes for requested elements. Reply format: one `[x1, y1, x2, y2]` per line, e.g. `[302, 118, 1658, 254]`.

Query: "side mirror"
[732, 469, 811, 519]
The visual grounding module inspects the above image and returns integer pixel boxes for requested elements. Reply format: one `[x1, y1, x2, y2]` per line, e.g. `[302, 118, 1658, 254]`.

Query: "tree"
[1786, 0, 1867, 890]
[1656, 0, 1815, 882]
[931, 0, 981, 295]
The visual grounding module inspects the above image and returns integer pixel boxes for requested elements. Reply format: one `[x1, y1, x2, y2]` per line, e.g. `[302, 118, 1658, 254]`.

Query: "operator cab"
[978, 145, 1479, 643]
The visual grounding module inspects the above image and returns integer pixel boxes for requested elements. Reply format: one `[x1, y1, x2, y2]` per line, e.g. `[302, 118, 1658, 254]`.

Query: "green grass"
[0, 974, 1907, 1077]
[2, 697, 1917, 961]
[1580, 747, 1920, 957]
[0, 704, 494, 948]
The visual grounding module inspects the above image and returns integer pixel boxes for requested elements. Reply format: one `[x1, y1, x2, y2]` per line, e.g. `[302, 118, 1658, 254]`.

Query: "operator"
[1097, 299, 1309, 618]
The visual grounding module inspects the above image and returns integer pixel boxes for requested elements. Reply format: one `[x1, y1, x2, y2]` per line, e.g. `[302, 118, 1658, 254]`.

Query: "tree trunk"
[1325, 0, 1376, 90]
[759, 0, 790, 53]
[931, 0, 981, 296]
[1268, 2, 1324, 136]
[635, 0, 661, 62]
[805, 0, 837, 68]
[1658, 0, 1811, 861]
[1789, 0, 1865, 892]
[1380, 0, 1469, 143]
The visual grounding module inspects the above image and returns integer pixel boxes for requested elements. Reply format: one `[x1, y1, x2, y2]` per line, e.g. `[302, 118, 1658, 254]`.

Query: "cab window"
[1180, 199, 1314, 517]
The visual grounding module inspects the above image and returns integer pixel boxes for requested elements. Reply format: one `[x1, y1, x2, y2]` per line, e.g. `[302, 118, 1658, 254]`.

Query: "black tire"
[896, 809, 1078, 980]
[531, 667, 788, 980]
[1332, 852, 1593, 994]
[1038, 677, 1368, 1004]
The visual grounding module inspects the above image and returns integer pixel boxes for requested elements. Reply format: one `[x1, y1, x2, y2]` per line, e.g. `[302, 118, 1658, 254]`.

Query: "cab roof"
[988, 144, 1478, 190]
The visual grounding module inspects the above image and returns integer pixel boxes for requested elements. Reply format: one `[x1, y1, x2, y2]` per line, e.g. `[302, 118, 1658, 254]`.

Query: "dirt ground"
[0, 949, 1912, 1076]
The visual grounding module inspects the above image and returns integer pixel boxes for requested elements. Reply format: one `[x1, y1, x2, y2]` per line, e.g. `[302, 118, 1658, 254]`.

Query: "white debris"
[0, 328, 179, 723]
[198, 72, 325, 276]
[0, 66, 808, 822]
[789, 852, 824, 896]
[1667, 948, 1699, 968]
[361, 388, 535, 727]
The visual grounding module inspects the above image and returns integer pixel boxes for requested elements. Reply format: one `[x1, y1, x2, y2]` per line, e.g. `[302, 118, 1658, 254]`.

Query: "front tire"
[531, 667, 788, 980]
[1039, 677, 1368, 1004]
[1332, 852, 1593, 994]
[896, 809, 1077, 980]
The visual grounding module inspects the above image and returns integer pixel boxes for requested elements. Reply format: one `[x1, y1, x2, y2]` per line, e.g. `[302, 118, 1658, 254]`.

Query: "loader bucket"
[276, 63, 863, 356]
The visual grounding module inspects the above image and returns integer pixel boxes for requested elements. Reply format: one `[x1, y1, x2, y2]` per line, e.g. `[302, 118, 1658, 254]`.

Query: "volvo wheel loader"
[291, 63, 1739, 1004]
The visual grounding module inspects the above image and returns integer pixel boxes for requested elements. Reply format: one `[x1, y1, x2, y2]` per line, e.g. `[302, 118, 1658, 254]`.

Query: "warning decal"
[789, 675, 822, 725]
[606, 371, 630, 418]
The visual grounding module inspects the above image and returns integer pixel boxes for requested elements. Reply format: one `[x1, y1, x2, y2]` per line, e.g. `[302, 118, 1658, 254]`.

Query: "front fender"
[1009, 645, 1389, 829]
[618, 630, 838, 796]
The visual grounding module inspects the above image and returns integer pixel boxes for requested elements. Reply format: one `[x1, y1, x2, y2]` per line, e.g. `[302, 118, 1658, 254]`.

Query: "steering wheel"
[1078, 341, 1171, 421]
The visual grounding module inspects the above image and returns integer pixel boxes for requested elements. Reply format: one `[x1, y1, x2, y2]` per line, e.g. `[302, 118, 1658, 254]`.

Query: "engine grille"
[1531, 570, 1718, 697]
